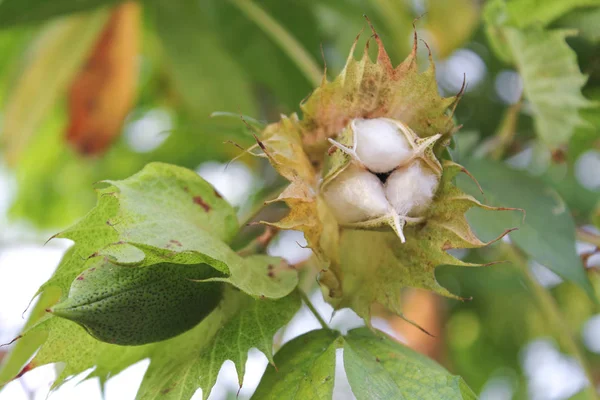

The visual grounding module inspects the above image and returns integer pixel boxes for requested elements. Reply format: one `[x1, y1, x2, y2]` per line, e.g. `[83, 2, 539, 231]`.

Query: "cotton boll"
[353, 118, 413, 173]
[385, 161, 439, 217]
[323, 164, 390, 224]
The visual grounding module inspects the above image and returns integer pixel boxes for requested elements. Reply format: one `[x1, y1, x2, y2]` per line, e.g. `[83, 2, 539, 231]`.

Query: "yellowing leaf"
[66, 1, 140, 155]
[1, 10, 109, 165]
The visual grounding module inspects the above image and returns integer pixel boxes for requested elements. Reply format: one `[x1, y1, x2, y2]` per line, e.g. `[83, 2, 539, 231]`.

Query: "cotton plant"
[0, 24, 513, 400]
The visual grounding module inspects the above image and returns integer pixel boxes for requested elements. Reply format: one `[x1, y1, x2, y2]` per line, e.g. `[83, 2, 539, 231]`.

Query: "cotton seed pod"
[51, 260, 224, 346]
[385, 160, 440, 217]
[322, 164, 390, 224]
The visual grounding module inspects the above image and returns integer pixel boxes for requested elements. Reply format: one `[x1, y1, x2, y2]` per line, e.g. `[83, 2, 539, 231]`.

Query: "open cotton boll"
[323, 164, 390, 224]
[385, 161, 439, 217]
[353, 118, 413, 173]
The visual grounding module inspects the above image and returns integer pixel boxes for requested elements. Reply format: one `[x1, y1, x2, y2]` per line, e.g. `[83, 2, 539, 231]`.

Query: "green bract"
[256, 28, 512, 322]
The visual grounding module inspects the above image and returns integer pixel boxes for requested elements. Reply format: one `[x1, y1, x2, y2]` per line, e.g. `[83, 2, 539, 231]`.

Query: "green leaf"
[1, 10, 109, 165]
[136, 288, 301, 400]
[343, 328, 477, 400]
[504, 0, 600, 28]
[253, 328, 478, 400]
[2, 249, 300, 396]
[0, 0, 120, 27]
[556, 7, 600, 43]
[252, 329, 340, 399]
[208, 0, 321, 110]
[483, 0, 594, 147]
[55, 162, 297, 299]
[0, 246, 146, 386]
[459, 158, 595, 298]
[229, 0, 321, 87]
[0, 285, 61, 384]
[503, 27, 593, 147]
[150, 0, 255, 117]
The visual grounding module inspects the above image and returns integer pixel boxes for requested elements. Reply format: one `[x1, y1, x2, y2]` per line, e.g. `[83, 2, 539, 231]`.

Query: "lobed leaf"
[1, 162, 300, 394]
[253, 328, 477, 399]
[504, 27, 593, 147]
[136, 288, 301, 400]
[55, 162, 297, 299]
[252, 329, 339, 399]
[344, 328, 477, 399]
[2, 283, 300, 398]
[483, 0, 594, 147]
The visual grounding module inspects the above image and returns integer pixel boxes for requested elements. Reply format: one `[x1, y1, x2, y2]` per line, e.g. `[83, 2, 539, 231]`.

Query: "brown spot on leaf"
[375, 357, 381, 363]
[193, 196, 211, 212]
[77, 275, 85, 281]
[268, 271, 275, 278]
[551, 148, 566, 164]
[14, 361, 35, 380]
[160, 387, 173, 395]
[213, 189, 223, 199]
[441, 241, 453, 251]
[169, 239, 183, 247]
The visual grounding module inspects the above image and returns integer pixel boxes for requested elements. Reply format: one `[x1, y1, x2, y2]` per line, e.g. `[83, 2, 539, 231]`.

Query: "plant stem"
[297, 288, 329, 330]
[489, 101, 522, 160]
[231, 0, 322, 87]
[503, 244, 598, 399]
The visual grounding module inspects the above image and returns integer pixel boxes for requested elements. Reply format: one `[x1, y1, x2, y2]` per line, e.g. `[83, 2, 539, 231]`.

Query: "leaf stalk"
[297, 288, 330, 330]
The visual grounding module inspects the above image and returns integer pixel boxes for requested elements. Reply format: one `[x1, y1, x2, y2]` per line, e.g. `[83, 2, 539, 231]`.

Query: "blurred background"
[0, 0, 599, 398]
